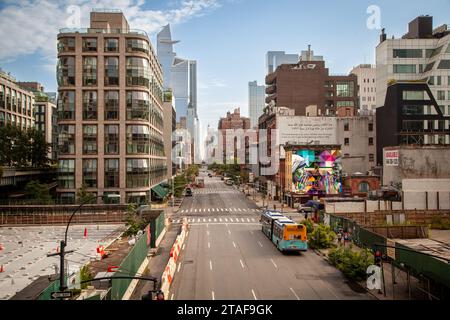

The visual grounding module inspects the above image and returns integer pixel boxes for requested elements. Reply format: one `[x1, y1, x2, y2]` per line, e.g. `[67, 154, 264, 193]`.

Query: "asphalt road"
[169, 171, 372, 300]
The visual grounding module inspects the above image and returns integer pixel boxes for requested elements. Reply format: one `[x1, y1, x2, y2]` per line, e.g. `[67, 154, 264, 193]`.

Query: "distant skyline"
[1, 0, 450, 134]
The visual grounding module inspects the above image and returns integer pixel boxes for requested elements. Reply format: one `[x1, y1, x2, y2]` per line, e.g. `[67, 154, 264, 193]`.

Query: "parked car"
[185, 188, 193, 197]
[225, 179, 233, 186]
[208, 173, 212, 178]
[297, 200, 324, 213]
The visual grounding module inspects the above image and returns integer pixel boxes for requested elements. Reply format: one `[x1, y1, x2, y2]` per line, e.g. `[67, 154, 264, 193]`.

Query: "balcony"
[265, 93, 277, 104]
[265, 72, 276, 85]
[59, 28, 148, 38]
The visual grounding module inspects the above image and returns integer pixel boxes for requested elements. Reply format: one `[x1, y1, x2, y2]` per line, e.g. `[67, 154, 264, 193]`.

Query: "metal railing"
[59, 28, 148, 37]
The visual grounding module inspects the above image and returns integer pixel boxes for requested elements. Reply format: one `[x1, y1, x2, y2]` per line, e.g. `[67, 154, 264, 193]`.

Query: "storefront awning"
[152, 184, 168, 199]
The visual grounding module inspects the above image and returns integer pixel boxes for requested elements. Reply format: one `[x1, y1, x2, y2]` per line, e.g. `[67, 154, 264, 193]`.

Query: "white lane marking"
[290, 288, 300, 300]
[214, 218, 217, 222]
[230, 218, 234, 222]
[203, 218, 206, 222]
[216, 208, 220, 212]
[232, 241, 237, 248]
[238, 208, 242, 212]
[258, 241, 263, 248]
[251, 218, 255, 222]
[225, 218, 228, 222]
[208, 242, 211, 249]
[241, 218, 245, 222]
[219, 218, 222, 222]
[208, 218, 211, 222]
[247, 218, 250, 222]
[207, 230, 210, 236]
[252, 289, 257, 300]
[171, 293, 174, 300]
[194, 209, 197, 213]
[177, 263, 181, 272]
[240, 259, 245, 269]
[197, 218, 201, 222]
[270, 259, 278, 269]
[209, 260, 213, 271]
[212, 291, 215, 300]
[228, 229, 231, 235]
[220, 208, 224, 212]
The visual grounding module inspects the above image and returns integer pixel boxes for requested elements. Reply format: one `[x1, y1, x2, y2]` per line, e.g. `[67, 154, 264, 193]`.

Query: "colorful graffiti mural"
[291, 149, 342, 195]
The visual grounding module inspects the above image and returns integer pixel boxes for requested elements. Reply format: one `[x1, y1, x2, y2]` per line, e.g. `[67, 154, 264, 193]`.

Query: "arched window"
[359, 181, 370, 193]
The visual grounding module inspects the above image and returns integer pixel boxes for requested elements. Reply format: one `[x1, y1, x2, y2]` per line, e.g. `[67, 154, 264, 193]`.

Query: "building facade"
[56, 10, 166, 204]
[350, 64, 377, 112]
[266, 51, 299, 75]
[248, 81, 265, 128]
[0, 70, 35, 129]
[218, 108, 251, 164]
[163, 90, 176, 180]
[376, 15, 450, 117]
[266, 47, 358, 116]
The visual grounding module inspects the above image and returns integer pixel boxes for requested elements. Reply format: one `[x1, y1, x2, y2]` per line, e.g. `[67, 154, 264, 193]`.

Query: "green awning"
[152, 184, 168, 199]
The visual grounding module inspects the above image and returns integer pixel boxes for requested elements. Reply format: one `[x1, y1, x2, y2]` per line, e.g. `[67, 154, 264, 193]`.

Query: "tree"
[123, 203, 147, 237]
[309, 224, 336, 249]
[76, 183, 96, 204]
[28, 128, 50, 167]
[328, 246, 374, 282]
[24, 180, 52, 204]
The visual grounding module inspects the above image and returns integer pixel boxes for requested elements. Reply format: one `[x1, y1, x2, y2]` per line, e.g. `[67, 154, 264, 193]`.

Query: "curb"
[312, 248, 380, 300]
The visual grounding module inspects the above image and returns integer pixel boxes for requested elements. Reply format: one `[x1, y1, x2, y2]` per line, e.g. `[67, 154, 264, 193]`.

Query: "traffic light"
[374, 250, 382, 266]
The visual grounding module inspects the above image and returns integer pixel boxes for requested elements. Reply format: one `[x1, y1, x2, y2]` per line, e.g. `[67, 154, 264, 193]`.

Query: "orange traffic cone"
[0, 265, 4, 273]
[84, 227, 88, 238]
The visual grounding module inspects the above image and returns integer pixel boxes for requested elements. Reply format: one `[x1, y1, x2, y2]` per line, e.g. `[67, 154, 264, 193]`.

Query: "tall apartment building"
[163, 90, 177, 180]
[18, 82, 58, 160]
[56, 10, 166, 204]
[265, 47, 358, 116]
[0, 70, 35, 129]
[376, 16, 450, 116]
[218, 108, 251, 164]
[350, 64, 377, 112]
[248, 81, 265, 128]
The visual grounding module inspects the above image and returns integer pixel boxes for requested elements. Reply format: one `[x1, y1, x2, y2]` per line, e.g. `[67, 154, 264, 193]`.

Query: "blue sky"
[1, 0, 450, 132]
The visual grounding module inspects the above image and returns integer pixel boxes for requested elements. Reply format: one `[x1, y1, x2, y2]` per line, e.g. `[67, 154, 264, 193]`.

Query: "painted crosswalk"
[193, 189, 241, 195]
[171, 217, 260, 225]
[178, 208, 260, 214]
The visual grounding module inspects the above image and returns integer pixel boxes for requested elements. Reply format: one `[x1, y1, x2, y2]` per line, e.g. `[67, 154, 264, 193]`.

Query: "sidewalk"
[129, 223, 180, 300]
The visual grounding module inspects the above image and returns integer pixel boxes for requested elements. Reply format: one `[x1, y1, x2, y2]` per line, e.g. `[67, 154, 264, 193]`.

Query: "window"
[57, 56, 75, 86]
[105, 91, 119, 120]
[126, 192, 148, 205]
[57, 91, 75, 120]
[358, 182, 370, 193]
[58, 125, 75, 154]
[429, 45, 443, 58]
[104, 191, 120, 204]
[104, 38, 119, 52]
[83, 125, 97, 155]
[393, 64, 416, 74]
[105, 124, 119, 154]
[58, 159, 75, 189]
[0, 112, 4, 127]
[82, 38, 97, 52]
[437, 60, 450, 69]
[336, 82, 354, 97]
[126, 91, 150, 120]
[126, 159, 150, 188]
[369, 137, 374, 146]
[368, 123, 373, 131]
[126, 38, 150, 54]
[344, 138, 350, 146]
[126, 125, 150, 154]
[428, 76, 435, 86]
[126, 57, 151, 87]
[344, 122, 349, 131]
[437, 90, 445, 100]
[402, 90, 428, 100]
[403, 105, 428, 115]
[437, 76, 442, 86]
[104, 57, 119, 86]
[336, 101, 354, 107]
[393, 49, 422, 58]
[439, 105, 445, 114]
[83, 91, 97, 120]
[105, 159, 119, 188]
[57, 37, 75, 53]
[83, 57, 97, 86]
[57, 192, 75, 204]
[369, 154, 375, 162]
[83, 159, 97, 188]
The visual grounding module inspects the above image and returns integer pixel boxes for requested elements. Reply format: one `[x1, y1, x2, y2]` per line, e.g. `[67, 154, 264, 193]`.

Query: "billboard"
[277, 116, 338, 145]
[384, 149, 399, 167]
[291, 148, 342, 195]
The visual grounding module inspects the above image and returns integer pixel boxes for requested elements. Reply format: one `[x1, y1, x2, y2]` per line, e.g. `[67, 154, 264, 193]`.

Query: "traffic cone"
[0, 243, 3, 250]
[0, 265, 4, 273]
[84, 227, 88, 238]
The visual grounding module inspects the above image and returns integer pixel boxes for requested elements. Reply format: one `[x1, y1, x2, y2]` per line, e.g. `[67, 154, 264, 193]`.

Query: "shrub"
[309, 224, 336, 249]
[304, 218, 315, 234]
[123, 204, 147, 237]
[328, 246, 374, 282]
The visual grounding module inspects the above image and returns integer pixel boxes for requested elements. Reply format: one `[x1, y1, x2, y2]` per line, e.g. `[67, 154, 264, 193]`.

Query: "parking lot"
[0, 224, 125, 300]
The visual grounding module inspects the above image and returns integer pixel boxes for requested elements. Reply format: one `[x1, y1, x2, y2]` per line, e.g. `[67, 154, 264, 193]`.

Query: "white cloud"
[0, 0, 221, 63]
[198, 78, 227, 89]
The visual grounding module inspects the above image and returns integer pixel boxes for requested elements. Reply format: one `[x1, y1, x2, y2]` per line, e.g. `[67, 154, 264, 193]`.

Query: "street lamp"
[48, 193, 121, 294]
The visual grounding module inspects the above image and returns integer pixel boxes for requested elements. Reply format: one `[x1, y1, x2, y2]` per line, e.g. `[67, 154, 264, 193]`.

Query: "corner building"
[56, 10, 166, 204]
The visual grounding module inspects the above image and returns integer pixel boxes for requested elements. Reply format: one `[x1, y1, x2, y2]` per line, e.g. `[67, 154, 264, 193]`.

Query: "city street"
[169, 172, 372, 300]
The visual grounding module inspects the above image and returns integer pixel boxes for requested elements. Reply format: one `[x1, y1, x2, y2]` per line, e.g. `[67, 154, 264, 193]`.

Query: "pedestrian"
[304, 211, 308, 220]
[344, 232, 349, 246]
[337, 232, 342, 245]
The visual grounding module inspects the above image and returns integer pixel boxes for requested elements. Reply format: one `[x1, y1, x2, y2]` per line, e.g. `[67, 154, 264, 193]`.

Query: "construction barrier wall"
[110, 226, 150, 300]
[150, 211, 165, 248]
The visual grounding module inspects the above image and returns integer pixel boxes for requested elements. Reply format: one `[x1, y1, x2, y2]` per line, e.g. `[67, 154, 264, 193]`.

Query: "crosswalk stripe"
[241, 218, 245, 222]
[230, 218, 234, 222]
[225, 218, 228, 222]
[219, 218, 222, 222]
[208, 209, 211, 212]
[247, 218, 250, 222]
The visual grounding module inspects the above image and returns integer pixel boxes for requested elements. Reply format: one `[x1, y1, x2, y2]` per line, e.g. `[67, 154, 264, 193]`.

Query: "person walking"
[337, 232, 343, 245]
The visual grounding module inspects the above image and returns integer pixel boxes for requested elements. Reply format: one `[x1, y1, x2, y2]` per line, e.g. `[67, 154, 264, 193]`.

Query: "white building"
[248, 81, 265, 128]
[350, 64, 377, 113]
[266, 51, 299, 74]
[376, 16, 450, 118]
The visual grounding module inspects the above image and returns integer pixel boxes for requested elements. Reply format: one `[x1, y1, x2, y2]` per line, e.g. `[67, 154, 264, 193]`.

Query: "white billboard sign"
[385, 150, 399, 167]
[277, 116, 338, 145]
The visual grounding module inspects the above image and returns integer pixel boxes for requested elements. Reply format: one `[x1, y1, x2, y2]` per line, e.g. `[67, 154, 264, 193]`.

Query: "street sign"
[51, 291, 73, 299]
[386, 239, 396, 260]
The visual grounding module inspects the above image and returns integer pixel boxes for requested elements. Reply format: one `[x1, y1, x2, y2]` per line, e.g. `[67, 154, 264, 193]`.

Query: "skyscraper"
[248, 81, 265, 128]
[56, 10, 167, 204]
[266, 51, 299, 75]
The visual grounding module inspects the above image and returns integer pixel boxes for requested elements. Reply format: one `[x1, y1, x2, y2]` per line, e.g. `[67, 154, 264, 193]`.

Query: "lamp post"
[48, 194, 121, 294]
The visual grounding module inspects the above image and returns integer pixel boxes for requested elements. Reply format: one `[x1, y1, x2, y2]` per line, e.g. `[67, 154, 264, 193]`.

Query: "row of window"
[393, 60, 450, 74]
[58, 124, 165, 156]
[343, 137, 374, 146]
[57, 191, 153, 205]
[343, 122, 374, 132]
[57, 158, 167, 189]
[0, 85, 33, 116]
[58, 37, 151, 54]
[0, 112, 33, 128]
[393, 45, 450, 59]
[57, 90, 163, 128]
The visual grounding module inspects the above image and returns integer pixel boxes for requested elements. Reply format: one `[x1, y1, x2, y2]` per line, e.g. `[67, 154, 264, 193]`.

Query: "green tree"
[76, 183, 96, 204]
[28, 128, 50, 167]
[328, 246, 374, 282]
[24, 180, 52, 204]
[123, 203, 147, 236]
[304, 218, 315, 234]
[309, 224, 336, 249]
